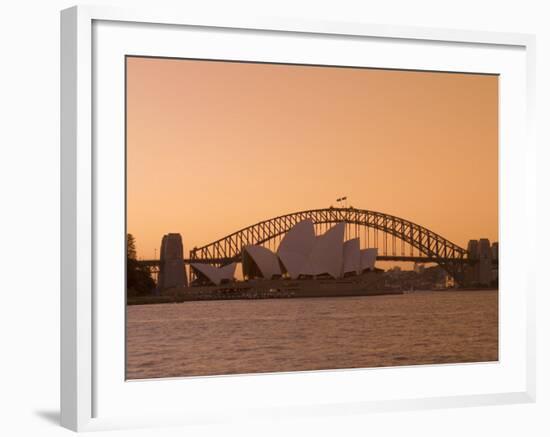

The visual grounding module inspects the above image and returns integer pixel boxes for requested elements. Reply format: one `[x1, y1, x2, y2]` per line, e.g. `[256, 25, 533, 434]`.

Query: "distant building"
[467, 239, 479, 260]
[478, 238, 492, 286]
[464, 238, 497, 287]
[491, 242, 499, 261]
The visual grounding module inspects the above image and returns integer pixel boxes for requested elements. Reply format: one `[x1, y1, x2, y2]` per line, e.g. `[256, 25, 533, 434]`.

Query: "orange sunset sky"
[126, 56, 498, 261]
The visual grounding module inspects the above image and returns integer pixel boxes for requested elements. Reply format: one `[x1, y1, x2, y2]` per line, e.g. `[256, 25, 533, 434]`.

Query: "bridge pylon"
[157, 233, 187, 292]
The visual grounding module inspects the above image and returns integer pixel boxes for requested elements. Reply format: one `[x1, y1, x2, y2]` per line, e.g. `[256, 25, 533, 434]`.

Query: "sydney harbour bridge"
[138, 207, 497, 287]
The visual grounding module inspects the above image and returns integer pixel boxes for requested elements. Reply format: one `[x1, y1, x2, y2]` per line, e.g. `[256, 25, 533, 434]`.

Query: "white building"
[255, 221, 378, 280]
[193, 220, 379, 285]
[342, 238, 361, 276]
[242, 245, 282, 279]
[190, 262, 237, 285]
[276, 219, 316, 279]
[360, 248, 378, 272]
[300, 222, 346, 278]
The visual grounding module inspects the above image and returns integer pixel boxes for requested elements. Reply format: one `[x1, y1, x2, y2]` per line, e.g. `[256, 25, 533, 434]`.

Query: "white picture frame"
[60, 5, 536, 432]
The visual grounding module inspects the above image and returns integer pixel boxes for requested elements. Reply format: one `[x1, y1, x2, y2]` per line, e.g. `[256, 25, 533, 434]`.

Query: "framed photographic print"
[61, 5, 536, 432]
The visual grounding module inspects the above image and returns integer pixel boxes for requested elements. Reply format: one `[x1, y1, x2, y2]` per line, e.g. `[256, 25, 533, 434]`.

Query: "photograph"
[125, 56, 499, 380]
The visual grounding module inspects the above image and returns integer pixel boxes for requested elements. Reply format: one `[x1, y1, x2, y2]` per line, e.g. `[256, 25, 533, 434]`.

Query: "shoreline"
[127, 286, 497, 305]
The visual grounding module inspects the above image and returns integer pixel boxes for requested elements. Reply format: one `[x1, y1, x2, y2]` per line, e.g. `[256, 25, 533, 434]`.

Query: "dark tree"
[127, 233, 137, 260]
[127, 233, 155, 296]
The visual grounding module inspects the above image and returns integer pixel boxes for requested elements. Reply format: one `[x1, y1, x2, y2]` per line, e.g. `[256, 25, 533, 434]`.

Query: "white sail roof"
[242, 245, 282, 279]
[342, 238, 361, 276]
[300, 222, 345, 279]
[277, 219, 316, 279]
[190, 262, 236, 285]
[360, 248, 378, 272]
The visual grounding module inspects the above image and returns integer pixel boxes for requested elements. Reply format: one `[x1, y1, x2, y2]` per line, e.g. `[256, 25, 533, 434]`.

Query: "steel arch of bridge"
[189, 208, 468, 267]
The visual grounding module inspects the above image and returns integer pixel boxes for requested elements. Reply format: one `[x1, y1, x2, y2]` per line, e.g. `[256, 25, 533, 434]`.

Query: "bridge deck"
[138, 255, 475, 266]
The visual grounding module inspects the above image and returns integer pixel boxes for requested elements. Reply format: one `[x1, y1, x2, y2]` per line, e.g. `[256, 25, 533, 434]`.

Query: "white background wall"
[0, 0, 548, 435]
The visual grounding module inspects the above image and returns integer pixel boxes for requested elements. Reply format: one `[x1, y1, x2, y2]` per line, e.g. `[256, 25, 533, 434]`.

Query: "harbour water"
[126, 290, 498, 379]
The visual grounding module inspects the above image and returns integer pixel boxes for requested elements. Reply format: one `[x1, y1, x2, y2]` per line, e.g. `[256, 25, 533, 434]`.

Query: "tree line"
[127, 233, 155, 296]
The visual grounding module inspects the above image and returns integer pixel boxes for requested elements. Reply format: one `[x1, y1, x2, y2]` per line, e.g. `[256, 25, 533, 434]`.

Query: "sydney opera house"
[190, 219, 378, 286]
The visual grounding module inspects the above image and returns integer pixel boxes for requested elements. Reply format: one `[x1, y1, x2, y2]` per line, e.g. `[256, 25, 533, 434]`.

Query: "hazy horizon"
[126, 56, 498, 261]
